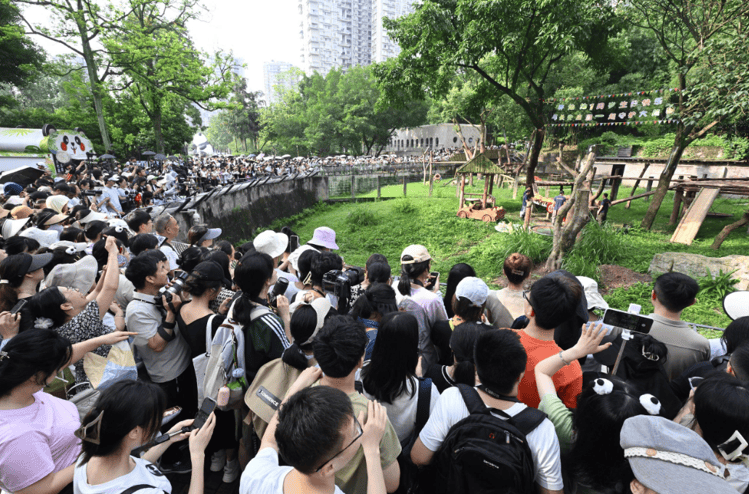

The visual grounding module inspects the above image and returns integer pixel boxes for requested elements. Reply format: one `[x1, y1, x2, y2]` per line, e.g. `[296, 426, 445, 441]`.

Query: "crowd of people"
[38, 147, 464, 215]
[0, 166, 748, 494]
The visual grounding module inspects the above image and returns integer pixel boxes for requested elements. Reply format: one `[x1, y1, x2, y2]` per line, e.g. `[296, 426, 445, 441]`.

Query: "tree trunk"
[525, 128, 544, 189]
[76, 5, 111, 151]
[546, 152, 596, 271]
[640, 139, 687, 229]
[153, 98, 165, 154]
[711, 211, 749, 250]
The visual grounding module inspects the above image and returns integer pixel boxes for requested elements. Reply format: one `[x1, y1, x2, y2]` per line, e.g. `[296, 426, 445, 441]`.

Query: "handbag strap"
[204, 314, 216, 354]
[120, 485, 159, 494]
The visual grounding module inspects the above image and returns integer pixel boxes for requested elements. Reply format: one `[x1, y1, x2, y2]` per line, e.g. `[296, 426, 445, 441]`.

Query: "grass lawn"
[259, 179, 749, 333]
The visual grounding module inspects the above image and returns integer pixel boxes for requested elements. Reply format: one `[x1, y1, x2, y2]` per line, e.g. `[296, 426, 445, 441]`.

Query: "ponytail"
[398, 259, 430, 296]
[452, 360, 477, 386]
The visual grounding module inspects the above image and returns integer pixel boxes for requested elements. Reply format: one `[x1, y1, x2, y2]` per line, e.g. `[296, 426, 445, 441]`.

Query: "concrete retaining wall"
[173, 176, 329, 244]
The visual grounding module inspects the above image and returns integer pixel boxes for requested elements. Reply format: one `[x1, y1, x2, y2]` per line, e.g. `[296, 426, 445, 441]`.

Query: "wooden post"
[459, 175, 465, 207]
[469, 173, 474, 187]
[669, 187, 684, 225]
[544, 186, 550, 198]
[429, 153, 433, 196]
[626, 163, 650, 209]
[403, 175, 407, 196]
[351, 174, 356, 199]
[488, 173, 494, 196]
[645, 177, 653, 201]
[376, 175, 381, 199]
[512, 177, 519, 199]
[482, 175, 489, 207]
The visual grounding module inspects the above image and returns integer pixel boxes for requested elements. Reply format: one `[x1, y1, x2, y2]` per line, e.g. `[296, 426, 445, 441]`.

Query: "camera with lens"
[322, 267, 365, 301]
[268, 277, 289, 310]
[155, 271, 189, 308]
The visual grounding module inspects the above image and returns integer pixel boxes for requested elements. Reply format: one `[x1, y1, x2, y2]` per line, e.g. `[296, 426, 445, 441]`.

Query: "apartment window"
[435, 137, 439, 147]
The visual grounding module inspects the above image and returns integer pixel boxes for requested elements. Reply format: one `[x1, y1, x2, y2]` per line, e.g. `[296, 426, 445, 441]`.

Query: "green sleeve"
[380, 417, 402, 468]
[538, 393, 574, 453]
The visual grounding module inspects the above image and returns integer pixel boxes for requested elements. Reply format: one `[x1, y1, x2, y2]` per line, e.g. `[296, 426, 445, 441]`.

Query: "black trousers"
[157, 362, 199, 426]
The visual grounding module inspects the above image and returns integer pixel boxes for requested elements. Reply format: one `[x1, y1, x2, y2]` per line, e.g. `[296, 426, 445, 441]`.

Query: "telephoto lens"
[268, 277, 289, 308]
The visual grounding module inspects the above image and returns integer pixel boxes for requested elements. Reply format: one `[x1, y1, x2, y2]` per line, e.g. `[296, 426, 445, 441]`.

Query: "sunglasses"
[315, 415, 363, 472]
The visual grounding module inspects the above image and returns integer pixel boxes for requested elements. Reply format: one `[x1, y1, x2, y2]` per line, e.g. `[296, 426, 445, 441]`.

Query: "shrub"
[347, 209, 379, 232]
[393, 199, 417, 215]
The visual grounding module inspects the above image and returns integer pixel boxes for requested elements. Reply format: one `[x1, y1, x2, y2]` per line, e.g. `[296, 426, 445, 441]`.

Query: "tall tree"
[15, 0, 120, 150]
[375, 0, 615, 189]
[623, 0, 749, 229]
[104, 0, 234, 153]
[0, 0, 43, 88]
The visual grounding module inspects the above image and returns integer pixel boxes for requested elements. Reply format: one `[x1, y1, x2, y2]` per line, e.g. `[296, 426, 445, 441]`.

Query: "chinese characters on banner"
[546, 89, 679, 127]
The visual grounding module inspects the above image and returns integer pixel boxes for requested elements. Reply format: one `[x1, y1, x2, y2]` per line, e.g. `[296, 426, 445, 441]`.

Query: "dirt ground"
[492, 263, 651, 294]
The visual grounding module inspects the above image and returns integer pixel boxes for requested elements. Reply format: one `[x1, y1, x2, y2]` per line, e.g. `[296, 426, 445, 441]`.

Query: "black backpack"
[396, 377, 433, 494]
[433, 384, 546, 494]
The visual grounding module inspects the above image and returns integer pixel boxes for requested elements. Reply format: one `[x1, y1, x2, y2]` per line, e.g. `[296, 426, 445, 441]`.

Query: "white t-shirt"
[363, 376, 440, 443]
[159, 243, 180, 271]
[73, 456, 171, 494]
[395, 286, 448, 329]
[418, 386, 563, 491]
[240, 447, 345, 494]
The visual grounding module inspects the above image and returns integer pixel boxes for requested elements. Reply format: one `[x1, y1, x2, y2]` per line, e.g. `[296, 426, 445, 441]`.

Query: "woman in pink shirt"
[0, 328, 133, 494]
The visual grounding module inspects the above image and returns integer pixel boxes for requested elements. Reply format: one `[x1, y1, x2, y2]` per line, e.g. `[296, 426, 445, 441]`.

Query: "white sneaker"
[223, 459, 240, 483]
[210, 450, 226, 472]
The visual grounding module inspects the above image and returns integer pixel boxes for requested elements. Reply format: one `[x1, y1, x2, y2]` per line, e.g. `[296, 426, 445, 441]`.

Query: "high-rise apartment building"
[299, 0, 372, 75]
[371, 0, 415, 63]
[263, 60, 298, 104]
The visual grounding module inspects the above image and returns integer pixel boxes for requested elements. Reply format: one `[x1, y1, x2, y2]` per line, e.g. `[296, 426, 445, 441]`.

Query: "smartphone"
[10, 299, 26, 315]
[290, 234, 299, 252]
[602, 308, 654, 334]
[191, 397, 216, 430]
[425, 271, 439, 291]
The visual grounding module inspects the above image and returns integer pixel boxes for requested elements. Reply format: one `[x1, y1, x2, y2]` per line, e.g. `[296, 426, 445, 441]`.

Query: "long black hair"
[361, 312, 419, 404]
[78, 380, 166, 464]
[282, 305, 320, 370]
[0, 329, 72, 397]
[567, 375, 656, 493]
[443, 263, 476, 318]
[450, 321, 485, 386]
[233, 251, 274, 327]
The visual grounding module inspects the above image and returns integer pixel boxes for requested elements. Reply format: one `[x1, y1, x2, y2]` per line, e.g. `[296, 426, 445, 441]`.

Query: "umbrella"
[154, 153, 166, 161]
[0, 165, 46, 186]
[280, 154, 291, 159]
[167, 155, 179, 160]
[141, 150, 156, 156]
[248, 154, 256, 158]
[99, 154, 116, 160]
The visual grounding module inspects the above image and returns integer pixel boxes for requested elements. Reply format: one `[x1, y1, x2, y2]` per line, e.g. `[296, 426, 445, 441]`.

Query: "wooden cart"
[455, 152, 506, 223]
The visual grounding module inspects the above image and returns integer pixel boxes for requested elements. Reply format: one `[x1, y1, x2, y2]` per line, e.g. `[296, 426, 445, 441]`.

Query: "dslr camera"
[155, 271, 189, 309]
[322, 267, 365, 300]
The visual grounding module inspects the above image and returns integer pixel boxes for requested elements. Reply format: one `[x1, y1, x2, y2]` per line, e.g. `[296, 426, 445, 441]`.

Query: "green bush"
[393, 199, 418, 215]
[347, 209, 379, 231]
[500, 229, 553, 264]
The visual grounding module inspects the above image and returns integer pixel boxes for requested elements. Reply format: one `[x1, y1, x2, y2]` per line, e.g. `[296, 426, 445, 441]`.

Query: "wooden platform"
[670, 187, 721, 245]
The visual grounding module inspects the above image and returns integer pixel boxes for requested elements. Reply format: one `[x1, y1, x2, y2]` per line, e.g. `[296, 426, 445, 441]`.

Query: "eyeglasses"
[315, 415, 363, 472]
[522, 290, 534, 309]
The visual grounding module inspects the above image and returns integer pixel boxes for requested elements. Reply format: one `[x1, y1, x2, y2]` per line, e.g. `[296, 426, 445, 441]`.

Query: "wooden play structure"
[455, 152, 506, 222]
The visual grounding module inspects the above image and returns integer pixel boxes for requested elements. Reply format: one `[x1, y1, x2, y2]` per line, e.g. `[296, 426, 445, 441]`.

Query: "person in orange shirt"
[516, 275, 583, 408]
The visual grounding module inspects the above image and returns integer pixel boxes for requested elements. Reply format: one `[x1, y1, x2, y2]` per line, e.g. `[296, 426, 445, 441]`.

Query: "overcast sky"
[22, 0, 302, 94]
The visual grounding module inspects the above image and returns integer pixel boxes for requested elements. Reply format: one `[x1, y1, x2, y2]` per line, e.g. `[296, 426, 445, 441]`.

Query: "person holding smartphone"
[73, 380, 216, 494]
